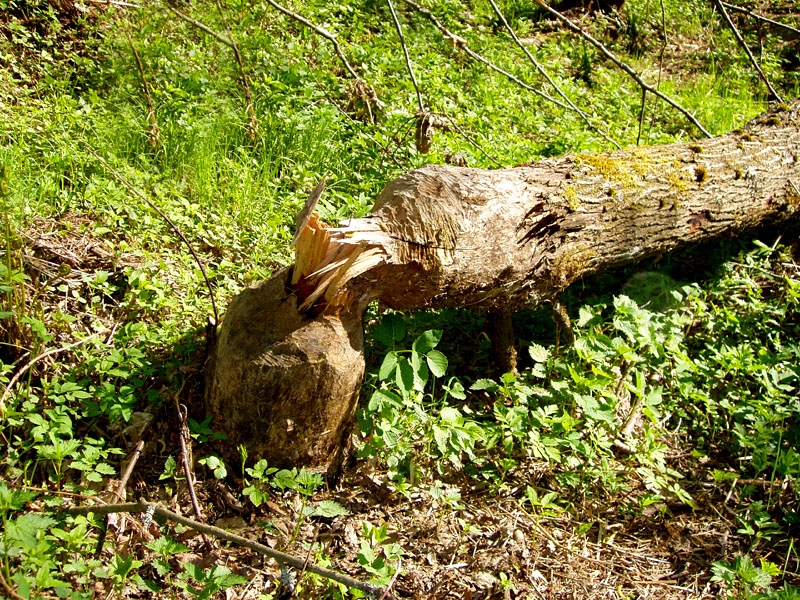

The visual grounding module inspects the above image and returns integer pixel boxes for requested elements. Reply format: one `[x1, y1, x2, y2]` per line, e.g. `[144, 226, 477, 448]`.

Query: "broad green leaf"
[368, 388, 401, 411]
[426, 350, 448, 377]
[0, 482, 37, 511]
[146, 536, 190, 555]
[312, 500, 350, 518]
[577, 305, 595, 327]
[432, 425, 449, 454]
[439, 406, 461, 424]
[471, 378, 498, 393]
[412, 330, 442, 354]
[209, 566, 248, 588]
[395, 357, 414, 396]
[242, 485, 266, 507]
[574, 394, 615, 424]
[273, 468, 299, 491]
[160, 455, 177, 480]
[711, 469, 739, 482]
[7, 514, 57, 549]
[528, 343, 550, 363]
[412, 354, 429, 391]
[378, 351, 398, 381]
[95, 462, 117, 475]
[445, 378, 466, 400]
[20, 316, 53, 342]
[759, 559, 781, 577]
[372, 314, 406, 347]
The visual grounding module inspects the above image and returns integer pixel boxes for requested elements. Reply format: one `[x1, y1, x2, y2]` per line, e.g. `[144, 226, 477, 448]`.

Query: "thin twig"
[263, 0, 360, 80]
[403, 0, 573, 112]
[125, 30, 160, 149]
[214, 0, 258, 138]
[84, 0, 141, 7]
[379, 557, 402, 600]
[712, 0, 783, 102]
[636, 87, 647, 147]
[1, 334, 99, 413]
[69, 501, 392, 598]
[487, 0, 620, 149]
[168, 5, 258, 138]
[641, 0, 669, 145]
[437, 114, 503, 167]
[533, 0, 713, 138]
[721, 2, 800, 37]
[83, 147, 219, 324]
[167, 6, 235, 47]
[0, 567, 25, 600]
[386, 0, 424, 113]
[95, 440, 145, 558]
[172, 384, 213, 551]
[116, 440, 145, 501]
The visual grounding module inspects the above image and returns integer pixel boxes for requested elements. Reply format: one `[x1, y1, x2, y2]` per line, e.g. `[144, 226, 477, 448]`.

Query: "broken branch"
[69, 501, 391, 598]
[533, 0, 712, 138]
[712, 0, 784, 102]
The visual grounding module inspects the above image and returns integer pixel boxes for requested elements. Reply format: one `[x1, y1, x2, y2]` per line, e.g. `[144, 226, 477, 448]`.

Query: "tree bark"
[205, 101, 800, 475]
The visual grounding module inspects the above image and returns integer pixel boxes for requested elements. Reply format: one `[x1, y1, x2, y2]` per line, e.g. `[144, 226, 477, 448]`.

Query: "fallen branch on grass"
[0, 334, 99, 414]
[533, 0, 713, 138]
[712, 0, 783, 102]
[69, 501, 391, 598]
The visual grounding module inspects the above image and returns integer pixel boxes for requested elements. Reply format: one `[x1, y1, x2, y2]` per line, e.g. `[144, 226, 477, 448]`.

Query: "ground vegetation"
[1, 0, 799, 598]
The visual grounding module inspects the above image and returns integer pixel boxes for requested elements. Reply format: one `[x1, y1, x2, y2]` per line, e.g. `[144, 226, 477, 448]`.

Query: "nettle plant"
[358, 323, 481, 488]
[360, 284, 703, 505]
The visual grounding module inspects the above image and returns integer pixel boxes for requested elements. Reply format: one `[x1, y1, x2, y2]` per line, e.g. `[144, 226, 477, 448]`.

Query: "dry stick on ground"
[214, 0, 258, 139]
[94, 440, 145, 558]
[68, 501, 392, 598]
[386, 0, 424, 114]
[487, 0, 621, 150]
[125, 30, 159, 149]
[85, 148, 219, 324]
[403, 0, 573, 113]
[533, 0, 713, 138]
[167, 6, 258, 139]
[0, 334, 99, 414]
[172, 386, 214, 552]
[721, 1, 800, 37]
[712, 0, 784, 103]
[84, 0, 141, 7]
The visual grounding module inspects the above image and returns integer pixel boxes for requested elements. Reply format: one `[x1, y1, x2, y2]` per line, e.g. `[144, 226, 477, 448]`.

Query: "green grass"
[1, 0, 799, 596]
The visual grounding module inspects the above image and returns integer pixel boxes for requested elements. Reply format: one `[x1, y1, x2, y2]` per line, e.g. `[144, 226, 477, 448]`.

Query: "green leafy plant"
[174, 564, 248, 600]
[198, 454, 228, 480]
[242, 459, 277, 508]
[360, 326, 483, 485]
[357, 521, 404, 587]
[712, 554, 783, 599]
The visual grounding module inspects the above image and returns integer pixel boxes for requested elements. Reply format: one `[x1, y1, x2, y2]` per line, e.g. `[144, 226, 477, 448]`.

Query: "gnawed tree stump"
[206, 101, 800, 475]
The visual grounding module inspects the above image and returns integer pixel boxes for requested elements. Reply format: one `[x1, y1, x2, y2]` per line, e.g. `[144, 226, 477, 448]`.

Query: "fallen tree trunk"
[205, 101, 800, 476]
